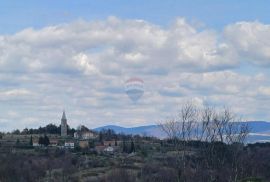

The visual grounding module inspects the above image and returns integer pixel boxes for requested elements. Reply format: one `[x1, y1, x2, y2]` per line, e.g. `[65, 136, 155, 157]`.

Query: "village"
[0, 111, 127, 154]
[0, 111, 161, 181]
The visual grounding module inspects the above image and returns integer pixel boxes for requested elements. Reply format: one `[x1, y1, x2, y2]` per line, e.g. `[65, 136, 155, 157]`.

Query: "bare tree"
[159, 101, 250, 182]
[159, 101, 198, 181]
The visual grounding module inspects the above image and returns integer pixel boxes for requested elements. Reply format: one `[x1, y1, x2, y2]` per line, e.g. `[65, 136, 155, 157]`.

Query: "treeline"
[98, 128, 156, 141]
[97, 129, 270, 181]
[143, 140, 270, 182]
[103, 141, 270, 182]
[0, 149, 79, 182]
[97, 128, 151, 154]
[10, 124, 76, 136]
[98, 129, 118, 141]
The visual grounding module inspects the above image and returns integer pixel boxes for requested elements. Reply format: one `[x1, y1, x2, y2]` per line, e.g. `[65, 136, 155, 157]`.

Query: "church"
[60, 111, 97, 141]
[61, 111, 67, 137]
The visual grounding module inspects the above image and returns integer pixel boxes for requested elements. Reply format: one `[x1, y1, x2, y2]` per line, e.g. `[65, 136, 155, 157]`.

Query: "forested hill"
[94, 121, 270, 143]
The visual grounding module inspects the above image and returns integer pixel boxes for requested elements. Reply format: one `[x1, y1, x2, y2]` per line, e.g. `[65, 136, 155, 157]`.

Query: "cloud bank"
[0, 17, 269, 131]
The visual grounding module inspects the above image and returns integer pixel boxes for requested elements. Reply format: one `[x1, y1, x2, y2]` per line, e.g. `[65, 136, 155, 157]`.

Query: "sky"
[0, 1, 270, 131]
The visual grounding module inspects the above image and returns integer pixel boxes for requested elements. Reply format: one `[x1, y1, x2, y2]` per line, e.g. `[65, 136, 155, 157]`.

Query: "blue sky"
[0, 1, 270, 131]
[1, 1, 270, 33]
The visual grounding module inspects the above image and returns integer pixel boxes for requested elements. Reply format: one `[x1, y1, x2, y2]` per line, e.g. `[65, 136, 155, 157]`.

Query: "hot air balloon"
[125, 77, 144, 103]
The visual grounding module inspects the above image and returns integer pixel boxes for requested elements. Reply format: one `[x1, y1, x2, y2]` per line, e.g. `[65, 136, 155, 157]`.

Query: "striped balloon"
[125, 77, 144, 103]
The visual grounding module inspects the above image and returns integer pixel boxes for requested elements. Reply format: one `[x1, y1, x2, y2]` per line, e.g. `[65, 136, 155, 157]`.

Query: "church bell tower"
[61, 111, 67, 137]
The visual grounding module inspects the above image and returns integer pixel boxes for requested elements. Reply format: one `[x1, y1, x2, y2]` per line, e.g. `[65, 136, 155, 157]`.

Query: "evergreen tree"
[89, 140, 95, 148]
[12, 129, 20, 135]
[130, 140, 135, 153]
[99, 132, 104, 144]
[44, 135, 50, 146]
[29, 135, 33, 146]
[38, 136, 44, 146]
[122, 138, 127, 153]
[16, 139, 20, 146]
[68, 126, 76, 136]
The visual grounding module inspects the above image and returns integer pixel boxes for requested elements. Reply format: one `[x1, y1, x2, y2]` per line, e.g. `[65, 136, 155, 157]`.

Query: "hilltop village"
[0, 111, 131, 154]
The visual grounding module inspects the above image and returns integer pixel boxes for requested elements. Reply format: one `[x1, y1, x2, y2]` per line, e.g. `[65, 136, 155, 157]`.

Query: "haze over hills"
[94, 124, 164, 137]
[94, 121, 270, 143]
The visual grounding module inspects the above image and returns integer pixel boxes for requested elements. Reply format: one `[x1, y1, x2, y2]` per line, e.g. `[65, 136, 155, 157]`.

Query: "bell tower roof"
[61, 110, 67, 120]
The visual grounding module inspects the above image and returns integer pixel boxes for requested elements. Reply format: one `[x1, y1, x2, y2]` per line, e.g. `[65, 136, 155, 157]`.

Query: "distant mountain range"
[94, 124, 165, 137]
[94, 121, 270, 143]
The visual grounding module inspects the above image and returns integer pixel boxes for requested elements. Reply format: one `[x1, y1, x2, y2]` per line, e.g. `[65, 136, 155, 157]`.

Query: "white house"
[104, 146, 114, 153]
[33, 142, 40, 147]
[64, 142, 74, 149]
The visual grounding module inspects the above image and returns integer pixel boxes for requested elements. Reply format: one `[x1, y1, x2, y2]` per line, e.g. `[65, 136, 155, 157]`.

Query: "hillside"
[94, 121, 270, 143]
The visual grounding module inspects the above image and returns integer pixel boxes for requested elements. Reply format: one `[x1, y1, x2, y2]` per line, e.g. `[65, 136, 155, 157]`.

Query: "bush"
[101, 168, 136, 182]
[140, 163, 178, 182]
[241, 177, 263, 182]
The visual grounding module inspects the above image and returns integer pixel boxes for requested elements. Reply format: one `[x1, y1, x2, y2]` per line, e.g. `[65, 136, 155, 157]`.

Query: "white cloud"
[258, 86, 270, 97]
[73, 53, 99, 75]
[0, 89, 34, 102]
[0, 17, 270, 130]
[0, 17, 238, 75]
[224, 21, 270, 66]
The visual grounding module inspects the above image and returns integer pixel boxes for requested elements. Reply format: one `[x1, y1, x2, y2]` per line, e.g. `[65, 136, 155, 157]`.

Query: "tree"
[159, 101, 250, 182]
[67, 126, 76, 136]
[88, 140, 95, 148]
[159, 101, 198, 181]
[44, 135, 50, 146]
[130, 140, 135, 153]
[29, 135, 33, 146]
[21, 128, 29, 135]
[38, 135, 50, 146]
[99, 132, 104, 144]
[15, 123, 77, 135]
[103, 168, 136, 182]
[16, 139, 20, 146]
[12, 129, 20, 135]
[45, 124, 59, 134]
[198, 107, 250, 182]
[38, 136, 44, 146]
[122, 137, 128, 153]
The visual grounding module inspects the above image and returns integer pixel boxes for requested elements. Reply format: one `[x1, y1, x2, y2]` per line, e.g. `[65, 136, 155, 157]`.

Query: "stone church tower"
[61, 111, 67, 137]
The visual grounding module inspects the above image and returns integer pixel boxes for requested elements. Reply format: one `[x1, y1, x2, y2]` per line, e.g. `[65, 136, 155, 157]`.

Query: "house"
[49, 139, 58, 147]
[103, 140, 121, 147]
[33, 142, 40, 147]
[95, 145, 119, 154]
[79, 140, 89, 149]
[32, 139, 40, 147]
[74, 125, 97, 140]
[104, 146, 114, 153]
[95, 145, 106, 153]
[64, 142, 74, 149]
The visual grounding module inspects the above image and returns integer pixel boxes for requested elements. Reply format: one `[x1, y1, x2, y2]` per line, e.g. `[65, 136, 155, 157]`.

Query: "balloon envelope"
[125, 78, 144, 102]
